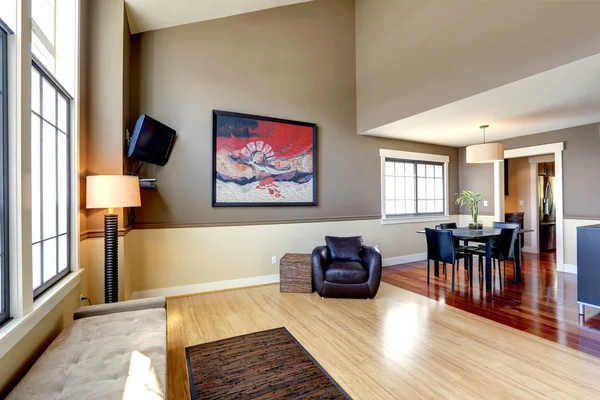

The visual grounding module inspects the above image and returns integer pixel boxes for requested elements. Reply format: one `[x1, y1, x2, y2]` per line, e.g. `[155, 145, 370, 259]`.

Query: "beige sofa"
[8, 297, 167, 400]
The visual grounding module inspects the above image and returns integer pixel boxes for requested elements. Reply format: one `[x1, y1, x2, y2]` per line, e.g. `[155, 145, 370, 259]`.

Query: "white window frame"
[0, 0, 82, 360]
[380, 149, 450, 225]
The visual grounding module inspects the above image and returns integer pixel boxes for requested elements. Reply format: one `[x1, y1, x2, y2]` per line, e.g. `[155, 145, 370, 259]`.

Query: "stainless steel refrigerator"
[538, 164, 556, 252]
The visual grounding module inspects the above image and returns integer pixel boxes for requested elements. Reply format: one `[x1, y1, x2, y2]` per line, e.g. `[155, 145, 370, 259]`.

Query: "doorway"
[495, 142, 565, 271]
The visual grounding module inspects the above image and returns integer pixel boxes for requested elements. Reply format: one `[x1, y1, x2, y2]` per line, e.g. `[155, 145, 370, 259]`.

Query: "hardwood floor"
[382, 252, 600, 359]
[167, 283, 600, 400]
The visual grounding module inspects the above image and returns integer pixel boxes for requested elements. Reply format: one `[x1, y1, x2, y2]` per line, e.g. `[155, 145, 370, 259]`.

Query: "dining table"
[417, 227, 534, 291]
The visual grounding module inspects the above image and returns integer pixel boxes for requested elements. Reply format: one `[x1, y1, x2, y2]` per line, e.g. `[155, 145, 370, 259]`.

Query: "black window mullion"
[66, 95, 71, 275]
[54, 90, 58, 277]
[0, 23, 10, 326]
[414, 161, 418, 215]
[39, 72, 44, 286]
[384, 157, 445, 218]
[32, 60, 71, 299]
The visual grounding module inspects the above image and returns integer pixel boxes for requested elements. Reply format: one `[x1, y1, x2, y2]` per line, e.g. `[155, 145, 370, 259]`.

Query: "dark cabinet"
[538, 162, 555, 177]
[540, 222, 556, 252]
[577, 224, 600, 315]
[505, 212, 524, 248]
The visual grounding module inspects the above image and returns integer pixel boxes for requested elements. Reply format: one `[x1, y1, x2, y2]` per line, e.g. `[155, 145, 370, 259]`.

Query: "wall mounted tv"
[127, 114, 176, 166]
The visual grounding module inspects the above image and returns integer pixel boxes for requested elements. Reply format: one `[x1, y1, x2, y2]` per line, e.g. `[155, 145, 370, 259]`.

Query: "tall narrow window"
[31, 61, 71, 298]
[0, 19, 10, 325]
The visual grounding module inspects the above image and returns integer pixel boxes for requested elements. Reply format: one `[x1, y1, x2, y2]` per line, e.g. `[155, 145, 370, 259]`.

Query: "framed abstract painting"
[212, 110, 317, 206]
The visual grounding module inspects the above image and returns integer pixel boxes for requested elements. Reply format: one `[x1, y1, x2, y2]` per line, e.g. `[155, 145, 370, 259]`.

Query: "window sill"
[0, 269, 83, 360]
[381, 215, 450, 225]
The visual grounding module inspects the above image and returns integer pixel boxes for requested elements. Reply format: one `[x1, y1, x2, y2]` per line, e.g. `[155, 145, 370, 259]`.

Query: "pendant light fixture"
[466, 124, 504, 163]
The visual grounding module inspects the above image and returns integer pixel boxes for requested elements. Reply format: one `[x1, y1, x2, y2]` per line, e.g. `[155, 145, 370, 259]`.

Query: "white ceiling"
[125, 0, 313, 34]
[364, 53, 600, 147]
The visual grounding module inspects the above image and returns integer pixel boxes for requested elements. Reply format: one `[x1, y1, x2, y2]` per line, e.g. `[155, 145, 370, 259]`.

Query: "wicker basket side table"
[280, 253, 314, 293]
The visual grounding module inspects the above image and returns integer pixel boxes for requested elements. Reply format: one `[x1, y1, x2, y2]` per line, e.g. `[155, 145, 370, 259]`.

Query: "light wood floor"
[167, 283, 600, 400]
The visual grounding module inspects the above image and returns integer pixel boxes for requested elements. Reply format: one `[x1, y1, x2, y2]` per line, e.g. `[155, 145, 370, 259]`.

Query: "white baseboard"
[383, 253, 427, 267]
[563, 263, 577, 275]
[521, 246, 536, 254]
[130, 274, 281, 299]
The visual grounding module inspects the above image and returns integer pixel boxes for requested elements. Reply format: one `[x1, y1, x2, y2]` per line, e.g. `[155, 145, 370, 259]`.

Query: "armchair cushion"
[325, 261, 368, 284]
[325, 236, 363, 261]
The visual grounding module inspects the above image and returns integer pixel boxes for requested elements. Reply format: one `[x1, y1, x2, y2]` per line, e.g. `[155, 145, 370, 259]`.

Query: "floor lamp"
[86, 175, 141, 303]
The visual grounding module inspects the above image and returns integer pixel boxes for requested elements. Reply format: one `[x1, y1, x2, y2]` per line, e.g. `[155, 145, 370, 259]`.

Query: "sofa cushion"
[8, 308, 166, 400]
[325, 261, 368, 284]
[325, 236, 363, 261]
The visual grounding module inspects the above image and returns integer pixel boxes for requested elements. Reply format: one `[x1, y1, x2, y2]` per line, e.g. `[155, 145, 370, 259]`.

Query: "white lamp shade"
[466, 142, 505, 164]
[86, 175, 141, 209]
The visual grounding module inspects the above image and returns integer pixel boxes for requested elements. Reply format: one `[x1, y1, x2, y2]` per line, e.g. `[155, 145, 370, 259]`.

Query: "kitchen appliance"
[538, 162, 556, 252]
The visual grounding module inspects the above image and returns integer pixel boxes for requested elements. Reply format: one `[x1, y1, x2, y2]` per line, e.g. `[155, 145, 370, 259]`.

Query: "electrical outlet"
[272, 256, 277, 264]
[519, 200, 524, 206]
[483, 200, 488, 207]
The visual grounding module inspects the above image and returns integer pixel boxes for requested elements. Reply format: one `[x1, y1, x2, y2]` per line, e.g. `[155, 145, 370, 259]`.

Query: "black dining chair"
[425, 228, 463, 291]
[436, 222, 474, 276]
[491, 222, 520, 278]
[472, 227, 519, 289]
[439, 223, 457, 229]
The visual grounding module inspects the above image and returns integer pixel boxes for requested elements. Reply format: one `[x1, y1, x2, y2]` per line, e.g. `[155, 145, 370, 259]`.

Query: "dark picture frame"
[212, 110, 317, 207]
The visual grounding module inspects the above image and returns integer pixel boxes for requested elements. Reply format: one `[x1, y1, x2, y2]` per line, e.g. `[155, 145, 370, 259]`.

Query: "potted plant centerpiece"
[455, 190, 488, 230]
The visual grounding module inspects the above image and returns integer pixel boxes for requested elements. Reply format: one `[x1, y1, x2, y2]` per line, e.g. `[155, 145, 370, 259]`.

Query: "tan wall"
[82, 0, 127, 230]
[82, 236, 126, 305]
[457, 147, 495, 216]
[355, 0, 600, 133]
[458, 123, 600, 219]
[505, 157, 531, 247]
[0, 283, 84, 396]
[126, 216, 458, 296]
[564, 219, 600, 268]
[502, 124, 600, 219]
[129, 0, 459, 227]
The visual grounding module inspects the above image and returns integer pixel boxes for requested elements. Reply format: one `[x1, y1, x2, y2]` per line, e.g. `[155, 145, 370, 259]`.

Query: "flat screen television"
[127, 114, 176, 166]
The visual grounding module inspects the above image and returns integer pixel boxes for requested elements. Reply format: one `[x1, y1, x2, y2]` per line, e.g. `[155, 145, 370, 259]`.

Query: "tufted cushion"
[325, 236, 363, 261]
[325, 261, 368, 284]
[8, 308, 166, 400]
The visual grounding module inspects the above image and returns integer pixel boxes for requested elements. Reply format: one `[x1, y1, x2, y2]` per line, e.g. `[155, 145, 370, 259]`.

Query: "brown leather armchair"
[312, 236, 382, 299]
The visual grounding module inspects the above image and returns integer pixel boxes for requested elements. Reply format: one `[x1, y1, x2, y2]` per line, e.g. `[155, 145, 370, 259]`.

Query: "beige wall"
[355, 0, 600, 133]
[0, 283, 84, 396]
[82, 236, 126, 305]
[564, 219, 600, 268]
[82, 0, 127, 230]
[126, 217, 458, 296]
[504, 157, 531, 247]
[129, 0, 459, 227]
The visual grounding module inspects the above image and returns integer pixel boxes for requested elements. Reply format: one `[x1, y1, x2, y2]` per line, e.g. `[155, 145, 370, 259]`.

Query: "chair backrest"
[439, 222, 458, 229]
[496, 227, 519, 260]
[493, 221, 520, 229]
[425, 228, 456, 264]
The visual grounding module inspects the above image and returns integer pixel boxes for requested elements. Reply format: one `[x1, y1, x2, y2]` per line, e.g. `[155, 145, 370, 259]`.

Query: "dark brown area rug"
[185, 327, 351, 399]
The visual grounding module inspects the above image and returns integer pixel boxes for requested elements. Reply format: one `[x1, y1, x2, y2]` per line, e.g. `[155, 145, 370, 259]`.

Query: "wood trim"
[79, 225, 132, 240]
[165, 282, 278, 300]
[131, 215, 381, 230]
